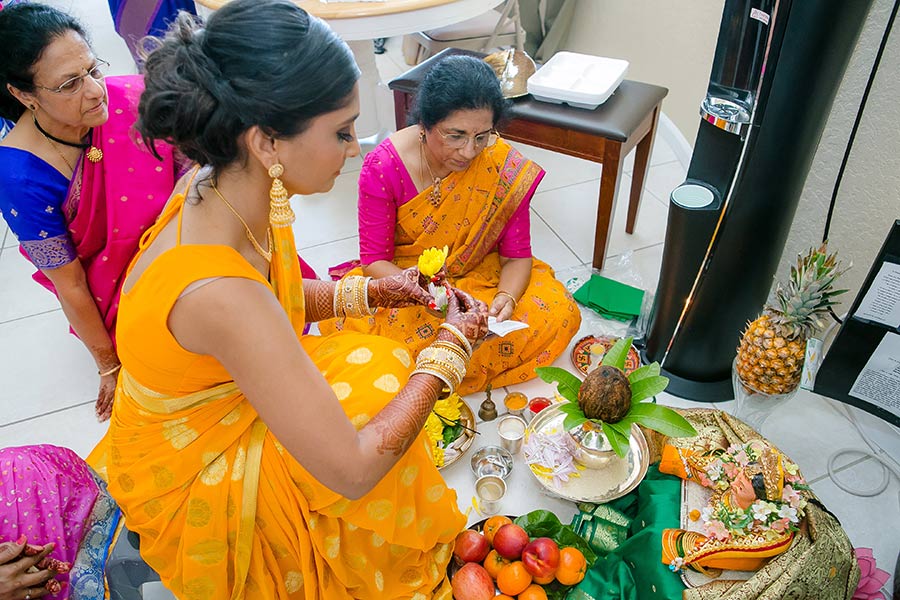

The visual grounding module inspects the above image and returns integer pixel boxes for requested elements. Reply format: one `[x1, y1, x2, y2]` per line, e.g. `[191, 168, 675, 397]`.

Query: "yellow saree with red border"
[320, 139, 581, 394]
[90, 190, 465, 599]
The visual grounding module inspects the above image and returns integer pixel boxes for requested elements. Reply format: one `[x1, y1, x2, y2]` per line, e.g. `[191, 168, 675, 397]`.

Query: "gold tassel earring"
[268, 163, 294, 228]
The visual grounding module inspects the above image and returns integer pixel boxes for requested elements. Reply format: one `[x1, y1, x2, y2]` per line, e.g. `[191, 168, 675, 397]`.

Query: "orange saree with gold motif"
[321, 139, 581, 394]
[90, 191, 465, 599]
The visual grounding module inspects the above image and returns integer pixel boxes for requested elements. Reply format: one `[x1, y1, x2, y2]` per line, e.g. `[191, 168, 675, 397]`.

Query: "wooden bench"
[388, 48, 669, 270]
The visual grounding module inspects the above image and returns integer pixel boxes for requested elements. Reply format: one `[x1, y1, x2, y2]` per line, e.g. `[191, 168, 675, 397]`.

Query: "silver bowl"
[470, 445, 514, 480]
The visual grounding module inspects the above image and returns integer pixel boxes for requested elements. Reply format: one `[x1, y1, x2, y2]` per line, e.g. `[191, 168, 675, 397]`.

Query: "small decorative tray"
[571, 335, 641, 377]
[437, 398, 477, 471]
[524, 404, 649, 503]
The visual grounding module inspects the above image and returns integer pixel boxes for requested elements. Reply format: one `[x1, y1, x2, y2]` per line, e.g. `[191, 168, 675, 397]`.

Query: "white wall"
[564, 0, 723, 144]
[777, 0, 900, 308]
[566, 0, 899, 306]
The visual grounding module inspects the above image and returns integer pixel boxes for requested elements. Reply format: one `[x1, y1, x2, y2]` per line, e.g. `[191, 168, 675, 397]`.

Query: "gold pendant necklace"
[419, 139, 443, 205]
[33, 115, 102, 164]
[211, 183, 273, 263]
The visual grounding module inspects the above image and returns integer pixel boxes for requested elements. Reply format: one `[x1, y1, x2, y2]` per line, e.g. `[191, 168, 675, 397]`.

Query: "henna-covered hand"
[96, 376, 115, 422]
[369, 266, 433, 309]
[443, 287, 489, 345]
[0, 539, 62, 600]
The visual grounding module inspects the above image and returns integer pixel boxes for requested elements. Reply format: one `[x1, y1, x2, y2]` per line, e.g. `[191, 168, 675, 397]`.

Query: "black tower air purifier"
[643, 0, 874, 401]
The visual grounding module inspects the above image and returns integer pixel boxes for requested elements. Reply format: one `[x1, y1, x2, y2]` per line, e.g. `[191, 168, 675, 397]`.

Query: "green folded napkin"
[573, 275, 645, 322]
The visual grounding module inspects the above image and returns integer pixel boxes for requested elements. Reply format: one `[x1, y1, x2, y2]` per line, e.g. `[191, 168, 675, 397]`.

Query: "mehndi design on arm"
[367, 375, 442, 456]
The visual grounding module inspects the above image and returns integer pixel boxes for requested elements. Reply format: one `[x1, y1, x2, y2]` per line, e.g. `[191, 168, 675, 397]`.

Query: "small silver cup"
[497, 415, 526, 454]
[474, 474, 506, 515]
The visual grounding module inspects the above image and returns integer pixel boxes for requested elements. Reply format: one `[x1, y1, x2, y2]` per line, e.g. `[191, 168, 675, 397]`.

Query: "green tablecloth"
[569, 465, 685, 600]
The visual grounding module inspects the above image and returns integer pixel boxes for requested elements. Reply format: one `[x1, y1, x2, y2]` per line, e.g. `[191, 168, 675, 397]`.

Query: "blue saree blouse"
[0, 146, 78, 269]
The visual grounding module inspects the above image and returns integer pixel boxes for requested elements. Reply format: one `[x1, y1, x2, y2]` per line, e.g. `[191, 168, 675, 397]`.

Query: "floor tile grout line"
[530, 209, 582, 263]
[296, 234, 358, 252]
[0, 307, 63, 327]
[0, 399, 96, 429]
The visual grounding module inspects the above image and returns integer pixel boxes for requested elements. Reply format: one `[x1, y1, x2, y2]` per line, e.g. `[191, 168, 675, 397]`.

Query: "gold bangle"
[494, 290, 518, 310]
[98, 364, 121, 377]
[438, 323, 473, 358]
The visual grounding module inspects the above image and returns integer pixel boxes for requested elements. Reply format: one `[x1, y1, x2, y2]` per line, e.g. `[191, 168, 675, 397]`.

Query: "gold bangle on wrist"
[438, 323, 473, 357]
[98, 364, 121, 377]
[494, 290, 518, 310]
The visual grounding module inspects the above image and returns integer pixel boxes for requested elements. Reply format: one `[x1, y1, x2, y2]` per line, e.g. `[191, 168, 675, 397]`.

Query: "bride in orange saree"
[90, 2, 489, 598]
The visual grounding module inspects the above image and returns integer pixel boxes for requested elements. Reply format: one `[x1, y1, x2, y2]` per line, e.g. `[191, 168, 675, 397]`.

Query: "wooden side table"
[389, 48, 669, 270]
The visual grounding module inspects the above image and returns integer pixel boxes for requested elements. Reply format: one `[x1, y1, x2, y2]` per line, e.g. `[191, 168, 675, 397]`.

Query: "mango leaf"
[556, 402, 583, 416]
[564, 413, 588, 431]
[630, 374, 669, 403]
[600, 337, 634, 370]
[535, 366, 582, 403]
[628, 363, 660, 384]
[617, 403, 697, 438]
[601, 421, 630, 457]
[605, 419, 632, 442]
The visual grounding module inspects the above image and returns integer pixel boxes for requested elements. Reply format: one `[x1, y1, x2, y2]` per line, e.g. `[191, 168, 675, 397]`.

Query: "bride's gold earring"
[268, 163, 294, 228]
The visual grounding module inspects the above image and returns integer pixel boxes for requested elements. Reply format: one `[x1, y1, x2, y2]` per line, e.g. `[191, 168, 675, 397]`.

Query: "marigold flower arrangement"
[425, 392, 464, 467]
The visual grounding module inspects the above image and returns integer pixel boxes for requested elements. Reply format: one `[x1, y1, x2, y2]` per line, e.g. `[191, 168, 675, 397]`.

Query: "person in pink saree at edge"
[0, 3, 185, 421]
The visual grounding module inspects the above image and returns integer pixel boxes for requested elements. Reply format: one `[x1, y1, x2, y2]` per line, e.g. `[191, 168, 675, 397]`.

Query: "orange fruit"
[482, 515, 513, 545]
[483, 549, 510, 580]
[555, 547, 587, 585]
[495, 596, 515, 600]
[519, 583, 549, 600]
[496, 561, 532, 596]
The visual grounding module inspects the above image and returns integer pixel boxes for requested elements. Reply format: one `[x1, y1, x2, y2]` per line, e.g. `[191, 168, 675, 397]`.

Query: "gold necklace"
[33, 115, 102, 164]
[419, 138, 443, 205]
[36, 126, 75, 173]
[210, 183, 273, 263]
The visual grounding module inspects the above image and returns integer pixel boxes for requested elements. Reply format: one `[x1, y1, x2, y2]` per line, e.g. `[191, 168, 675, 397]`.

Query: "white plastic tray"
[527, 52, 629, 110]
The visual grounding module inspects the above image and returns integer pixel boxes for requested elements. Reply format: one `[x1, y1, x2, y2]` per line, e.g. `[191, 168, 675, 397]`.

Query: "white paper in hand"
[487, 316, 529, 337]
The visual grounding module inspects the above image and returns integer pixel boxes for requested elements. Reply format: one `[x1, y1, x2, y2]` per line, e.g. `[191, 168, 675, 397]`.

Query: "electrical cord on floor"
[819, 315, 900, 505]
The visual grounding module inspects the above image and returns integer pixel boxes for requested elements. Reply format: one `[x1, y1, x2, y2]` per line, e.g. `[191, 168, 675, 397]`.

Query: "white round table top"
[194, 0, 505, 40]
[440, 412, 579, 529]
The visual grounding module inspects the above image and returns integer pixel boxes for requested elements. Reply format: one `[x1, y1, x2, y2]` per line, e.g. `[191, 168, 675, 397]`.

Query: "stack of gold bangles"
[413, 342, 468, 393]
[334, 275, 375, 319]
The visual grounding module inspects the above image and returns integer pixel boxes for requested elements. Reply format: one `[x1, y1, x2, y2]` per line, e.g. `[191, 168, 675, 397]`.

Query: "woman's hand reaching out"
[0, 538, 63, 600]
[369, 266, 434, 309]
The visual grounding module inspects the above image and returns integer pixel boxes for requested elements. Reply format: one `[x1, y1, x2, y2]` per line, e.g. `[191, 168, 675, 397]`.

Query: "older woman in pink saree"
[0, 4, 184, 420]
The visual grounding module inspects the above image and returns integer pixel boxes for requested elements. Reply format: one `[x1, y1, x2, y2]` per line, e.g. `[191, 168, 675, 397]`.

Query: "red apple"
[492, 523, 530, 560]
[451, 562, 495, 600]
[453, 529, 490, 564]
[521, 537, 560, 579]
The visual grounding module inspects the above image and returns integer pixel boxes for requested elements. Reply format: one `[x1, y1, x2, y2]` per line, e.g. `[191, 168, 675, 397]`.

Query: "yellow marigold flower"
[418, 246, 448, 279]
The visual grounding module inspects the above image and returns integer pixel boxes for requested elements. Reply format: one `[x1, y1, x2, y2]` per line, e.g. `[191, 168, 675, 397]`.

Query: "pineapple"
[735, 244, 847, 395]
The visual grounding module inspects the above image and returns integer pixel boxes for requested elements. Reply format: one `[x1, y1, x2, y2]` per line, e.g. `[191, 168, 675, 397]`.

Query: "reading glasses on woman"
[34, 58, 109, 95]
[435, 126, 498, 150]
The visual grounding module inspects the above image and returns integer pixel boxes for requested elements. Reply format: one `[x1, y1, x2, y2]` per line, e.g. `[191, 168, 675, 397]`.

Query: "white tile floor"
[1, 10, 897, 597]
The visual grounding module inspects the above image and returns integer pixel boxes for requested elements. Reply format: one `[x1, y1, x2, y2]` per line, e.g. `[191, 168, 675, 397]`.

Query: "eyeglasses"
[433, 127, 498, 150]
[34, 59, 110, 95]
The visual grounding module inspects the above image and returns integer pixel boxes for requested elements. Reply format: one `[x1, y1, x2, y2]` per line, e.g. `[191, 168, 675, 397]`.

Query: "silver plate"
[436, 398, 477, 471]
[523, 404, 649, 503]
